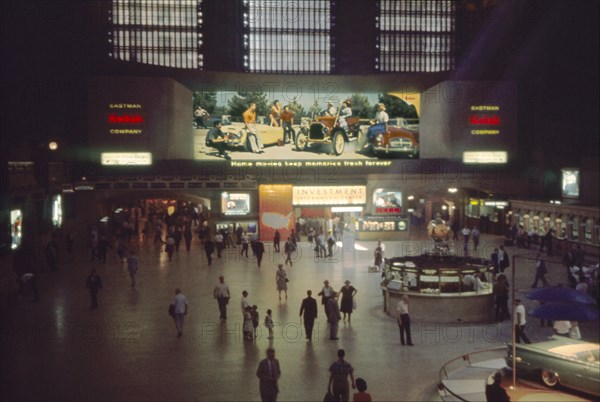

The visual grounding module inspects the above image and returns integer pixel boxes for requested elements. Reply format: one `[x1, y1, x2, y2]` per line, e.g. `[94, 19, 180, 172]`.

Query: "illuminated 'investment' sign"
[293, 186, 366, 205]
[101, 152, 152, 166]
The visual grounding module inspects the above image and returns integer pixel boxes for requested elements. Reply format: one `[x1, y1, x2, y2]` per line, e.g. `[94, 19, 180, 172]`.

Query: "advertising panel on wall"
[87, 76, 194, 162]
[259, 184, 295, 241]
[221, 192, 250, 215]
[373, 189, 402, 214]
[11, 209, 22, 250]
[561, 168, 580, 198]
[194, 90, 420, 164]
[419, 81, 517, 163]
[292, 186, 367, 206]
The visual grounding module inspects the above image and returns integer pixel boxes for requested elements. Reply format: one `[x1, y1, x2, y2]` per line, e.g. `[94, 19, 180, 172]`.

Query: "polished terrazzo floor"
[1, 233, 597, 401]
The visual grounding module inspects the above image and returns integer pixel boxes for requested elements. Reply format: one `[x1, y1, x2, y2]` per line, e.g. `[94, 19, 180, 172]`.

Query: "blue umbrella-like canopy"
[526, 285, 597, 305]
[528, 303, 600, 321]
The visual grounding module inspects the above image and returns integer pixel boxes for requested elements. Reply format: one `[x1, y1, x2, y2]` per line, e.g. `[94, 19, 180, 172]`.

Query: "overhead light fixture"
[448, 188, 458, 193]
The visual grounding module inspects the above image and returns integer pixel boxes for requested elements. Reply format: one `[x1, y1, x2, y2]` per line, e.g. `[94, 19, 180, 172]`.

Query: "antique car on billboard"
[295, 114, 362, 156]
[218, 117, 293, 152]
[362, 118, 420, 158]
[505, 337, 600, 397]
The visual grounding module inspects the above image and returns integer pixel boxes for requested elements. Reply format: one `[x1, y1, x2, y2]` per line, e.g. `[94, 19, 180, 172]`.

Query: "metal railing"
[437, 346, 507, 402]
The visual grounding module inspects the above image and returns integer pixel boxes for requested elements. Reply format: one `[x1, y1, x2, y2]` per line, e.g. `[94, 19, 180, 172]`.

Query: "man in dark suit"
[299, 290, 318, 341]
[490, 248, 499, 276]
[256, 348, 281, 402]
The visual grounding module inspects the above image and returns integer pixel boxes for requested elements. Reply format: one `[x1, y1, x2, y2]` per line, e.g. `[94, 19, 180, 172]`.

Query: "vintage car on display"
[220, 120, 292, 152]
[364, 121, 420, 158]
[295, 114, 362, 155]
[505, 337, 600, 396]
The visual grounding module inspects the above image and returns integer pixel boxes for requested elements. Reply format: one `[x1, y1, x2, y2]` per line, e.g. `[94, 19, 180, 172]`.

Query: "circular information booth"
[382, 254, 495, 323]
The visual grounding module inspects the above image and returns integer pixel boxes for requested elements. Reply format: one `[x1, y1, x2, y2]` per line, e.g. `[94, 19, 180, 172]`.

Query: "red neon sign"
[376, 207, 401, 214]
[109, 114, 143, 124]
[469, 115, 500, 125]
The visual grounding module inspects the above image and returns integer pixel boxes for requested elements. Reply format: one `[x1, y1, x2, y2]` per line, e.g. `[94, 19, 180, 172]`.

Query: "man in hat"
[325, 101, 337, 116]
[485, 372, 510, 401]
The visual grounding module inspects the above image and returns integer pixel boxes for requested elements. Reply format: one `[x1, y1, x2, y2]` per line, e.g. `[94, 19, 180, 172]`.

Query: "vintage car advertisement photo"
[193, 90, 420, 161]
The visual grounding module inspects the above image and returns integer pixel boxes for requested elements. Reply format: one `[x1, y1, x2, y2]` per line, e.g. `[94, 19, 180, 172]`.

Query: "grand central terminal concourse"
[1, 1, 598, 401]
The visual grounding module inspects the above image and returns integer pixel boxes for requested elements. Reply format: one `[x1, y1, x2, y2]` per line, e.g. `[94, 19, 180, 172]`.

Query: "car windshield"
[548, 343, 600, 363]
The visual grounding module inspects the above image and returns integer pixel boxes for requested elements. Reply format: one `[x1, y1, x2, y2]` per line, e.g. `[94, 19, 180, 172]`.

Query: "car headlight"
[322, 126, 329, 136]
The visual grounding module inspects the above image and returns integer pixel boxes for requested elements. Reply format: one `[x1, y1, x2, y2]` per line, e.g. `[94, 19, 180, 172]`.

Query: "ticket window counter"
[216, 222, 259, 237]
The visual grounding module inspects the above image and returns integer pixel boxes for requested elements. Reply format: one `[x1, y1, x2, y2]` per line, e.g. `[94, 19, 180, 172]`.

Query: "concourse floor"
[1, 233, 597, 401]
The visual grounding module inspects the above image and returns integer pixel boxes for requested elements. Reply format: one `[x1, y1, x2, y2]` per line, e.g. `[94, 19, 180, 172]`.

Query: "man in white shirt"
[514, 299, 531, 344]
[215, 232, 224, 258]
[396, 295, 414, 346]
[214, 276, 230, 320]
[241, 290, 250, 317]
[553, 320, 571, 336]
[171, 288, 188, 337]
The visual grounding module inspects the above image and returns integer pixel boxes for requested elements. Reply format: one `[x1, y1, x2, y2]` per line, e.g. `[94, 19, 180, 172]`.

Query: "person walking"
[498, 246, 510, 274]
[493, 274, 510, 322]
[283, 237, 295, 266]
[171, 288, 188, 337]
[396, 295, 413, 346]
[326, 231, 335, 257]
[471, 227, 480, 251]
[213, 275, 230, 320]
[265, 309, 274, 340]
[241, 232, 249, 257]
[339, 280, 357, 322]
[491, 248, 500, 276]
[183, 224, 193, 251]
[328, 349, 356, 402]
[461, 226, 471, 247]
[326, 292, 341, 341]
[373, 244, 384, 270]
[530, 253, 549, 288]
[85, 269, 103, 310]
[273, 229, 281, 253]
[164, 233, 175, 262]
[256, 348, 281, 402]
[126, 249, 138, 288]
[215, 232, 224, 258]
[255, 238, 265, 267]
[275, 264, 288, 300]
[241, 290, 250, 318]
[300, 290, 318, 341]
[204, 238, 214, 266]
[319, 280, 334, 315]
[514, 299, 531, 344]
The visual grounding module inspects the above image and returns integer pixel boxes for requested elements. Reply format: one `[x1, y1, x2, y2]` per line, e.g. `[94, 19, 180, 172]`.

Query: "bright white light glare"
[101, 152, 152, 166]
[407, 195, 414, 200]
[442, 205, 448, 210]
[48, 141, 58, 151]
[353, 242, 369, 251]
[448, 188, 458, 193]
[331, 206, 363, 212]
[100, 216, 110, 222]
[52, 195, 62, 227]
[463, 151, 508, 164]
[407, 208, 415, 213]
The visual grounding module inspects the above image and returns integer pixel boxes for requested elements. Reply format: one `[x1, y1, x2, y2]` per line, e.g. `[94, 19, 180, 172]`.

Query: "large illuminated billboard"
[194, 91, 419, 162]
[561, 168, 580, 198]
